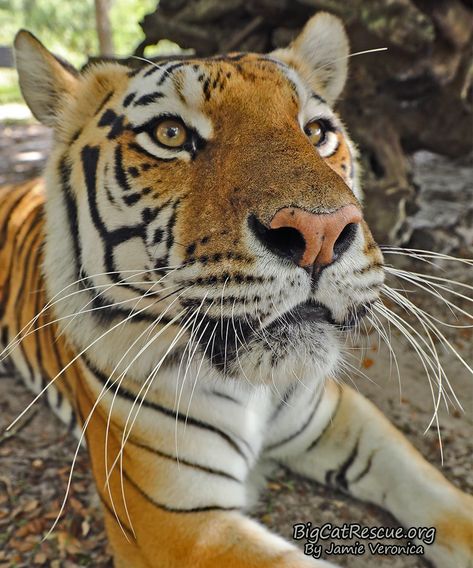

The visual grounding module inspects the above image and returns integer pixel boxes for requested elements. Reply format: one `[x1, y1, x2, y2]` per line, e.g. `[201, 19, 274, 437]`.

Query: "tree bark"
[95, 0, 115, 57]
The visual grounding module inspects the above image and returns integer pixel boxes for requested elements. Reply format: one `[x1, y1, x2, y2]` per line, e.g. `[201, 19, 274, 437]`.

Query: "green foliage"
[0, 0, 96, 65]
[0, 69, 22, 104]
[110, 0, 157, 56]
[0, 0, 158, 66]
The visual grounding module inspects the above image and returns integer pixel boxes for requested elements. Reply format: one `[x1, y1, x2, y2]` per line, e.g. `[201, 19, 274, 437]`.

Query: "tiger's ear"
[274, 12, 349, 104]
[14, 30, 79, 127]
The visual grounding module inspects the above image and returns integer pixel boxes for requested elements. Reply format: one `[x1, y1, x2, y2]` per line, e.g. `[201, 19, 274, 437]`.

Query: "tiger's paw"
[427, 494, 473, 568]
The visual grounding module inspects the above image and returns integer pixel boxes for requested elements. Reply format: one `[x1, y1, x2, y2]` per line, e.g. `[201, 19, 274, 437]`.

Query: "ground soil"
[0, 121, 472, 568]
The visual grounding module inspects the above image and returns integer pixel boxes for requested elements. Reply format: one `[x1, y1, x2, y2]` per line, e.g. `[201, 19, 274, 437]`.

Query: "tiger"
[1, 11, 472, 568]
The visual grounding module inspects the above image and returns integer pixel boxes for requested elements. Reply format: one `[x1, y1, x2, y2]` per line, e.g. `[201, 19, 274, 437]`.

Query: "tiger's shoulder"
[0, 177, 46, 299]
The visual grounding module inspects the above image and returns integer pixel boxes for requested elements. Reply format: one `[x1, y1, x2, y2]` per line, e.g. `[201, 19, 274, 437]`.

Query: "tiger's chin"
[204, 312, 343, 389]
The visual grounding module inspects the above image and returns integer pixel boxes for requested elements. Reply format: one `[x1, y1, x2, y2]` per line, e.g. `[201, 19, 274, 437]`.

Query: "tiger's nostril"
[333, 222, 358, 261]
[248, 215, 306, 264]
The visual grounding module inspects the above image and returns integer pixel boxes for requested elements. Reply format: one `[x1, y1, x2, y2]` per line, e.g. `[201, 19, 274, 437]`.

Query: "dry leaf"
[33, 552, 47, 565]
[23, 499, 39, 512]
[81, 519, 91, 537]
[69, 497, 85, 514]
[32, 459, 44, 470]
[66, 538, 82, 555]
[14, 524, 30, 538]
[44, 510, 62, 520]
[9, 538, 36, 552]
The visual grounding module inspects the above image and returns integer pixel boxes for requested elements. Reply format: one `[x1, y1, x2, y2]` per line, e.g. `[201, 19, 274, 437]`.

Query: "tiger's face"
[15, 13, 384, 387]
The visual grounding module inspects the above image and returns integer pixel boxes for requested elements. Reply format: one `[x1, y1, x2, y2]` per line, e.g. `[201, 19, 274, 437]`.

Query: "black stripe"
[0, 184, 32, 248]
[0, 201, 42, 320]
[264, 388, 323, 453]
[306, 385, 343, 452]
[49, 318, 72, 399]
[122, 469, 239, 513]
[98, 108, 117, 127]
[32, 250, 54, 391]
[155, 200, 179, 270]
[94, 91, 114, 116]
[60, 152, 159, 325]
[180, 273, 268, 287]
[114, 145, 132, 191]
[123, 192, 142, 206]
[75, 268, 165, 325]
[351, 451, 376, 485]
[67, 404, 78, 432]
[127, 66, 142, 78]
[13, 214, 43, 380]
[30, 256, 72, 399]
[60, 156, 82, 268]
[55, 388, 64, 410]
[78, 146, 179, 309]
[310, 91, 327, 105]
[202, 77, 211, 101]
[82, 145, 153, 299]
[128, 437, 242, 482]
[104, 182, 118, 208]
[97, 489, 135, 539]
[148, 61, 187, 78]
[70, 128, 82, 144]
[269, 384, 297, 422]
[0, 326, 8, 347]
[143, 64, 164, 78]
[123, 92, 136, 107]
[107, 116, 127, 140]
[134, 91, 164, 106]
[326, 436, 360, 490]
[82, 354, 250, 464]
[142, 199, 172, 224]
[157, 63, 185, 86]
[208, 389, 241, 405]
[353, 261, 384, 275]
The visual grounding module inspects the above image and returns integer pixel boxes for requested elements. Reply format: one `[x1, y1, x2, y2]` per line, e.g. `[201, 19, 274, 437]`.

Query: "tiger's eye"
[305, 120, 324, 145]
[155, 119, 187, 148]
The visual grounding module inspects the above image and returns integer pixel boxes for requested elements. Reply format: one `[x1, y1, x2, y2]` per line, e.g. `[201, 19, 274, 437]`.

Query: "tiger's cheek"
[324, 132, 353, 187]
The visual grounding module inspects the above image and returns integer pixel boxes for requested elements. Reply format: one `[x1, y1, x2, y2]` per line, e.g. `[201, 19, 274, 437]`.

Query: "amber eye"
[155, 119, 187, 148]
[305, 120, 325, 146]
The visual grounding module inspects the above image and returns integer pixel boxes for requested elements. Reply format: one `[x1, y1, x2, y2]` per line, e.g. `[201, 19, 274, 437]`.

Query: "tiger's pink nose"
[269, 205, 362, 267]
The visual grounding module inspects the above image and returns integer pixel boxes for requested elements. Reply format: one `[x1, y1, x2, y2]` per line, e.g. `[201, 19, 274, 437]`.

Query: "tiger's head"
[14, 13, 384, 389]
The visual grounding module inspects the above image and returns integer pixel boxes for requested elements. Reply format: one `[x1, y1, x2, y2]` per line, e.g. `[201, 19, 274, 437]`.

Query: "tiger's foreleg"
[269, 381, 473, 568]
[76, 380, 339, 568]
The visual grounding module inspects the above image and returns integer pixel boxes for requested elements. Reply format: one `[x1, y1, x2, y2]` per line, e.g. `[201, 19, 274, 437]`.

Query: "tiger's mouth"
[266, 300, 334, 330]
[191, 298, 371, 375]
[265, 299, 370, 332]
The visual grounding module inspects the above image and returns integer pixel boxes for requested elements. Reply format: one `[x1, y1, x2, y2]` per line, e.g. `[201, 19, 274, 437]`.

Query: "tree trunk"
[95, 0, 115, 57]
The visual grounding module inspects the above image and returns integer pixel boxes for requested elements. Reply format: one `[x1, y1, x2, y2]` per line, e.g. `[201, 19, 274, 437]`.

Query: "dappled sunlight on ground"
[0, 120, 51, 185]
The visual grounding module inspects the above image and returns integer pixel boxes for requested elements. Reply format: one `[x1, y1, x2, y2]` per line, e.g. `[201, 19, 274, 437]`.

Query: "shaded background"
[1, 0, 472, 250]
[0, 1, 472, 567]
